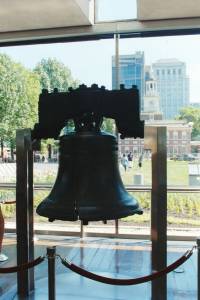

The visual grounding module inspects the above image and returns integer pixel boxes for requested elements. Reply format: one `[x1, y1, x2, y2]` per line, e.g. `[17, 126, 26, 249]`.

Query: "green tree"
[34, 57, 79, 92]
[101, 118, 115, 134]
[177, 107, 200, 140]
[0, 54, 40, 159]
[34, 58, 80, 159]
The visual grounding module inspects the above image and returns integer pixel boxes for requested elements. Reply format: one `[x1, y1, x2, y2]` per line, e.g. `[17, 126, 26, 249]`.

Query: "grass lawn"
[2, 160, 200, 227]
[120, 159, 189, 186]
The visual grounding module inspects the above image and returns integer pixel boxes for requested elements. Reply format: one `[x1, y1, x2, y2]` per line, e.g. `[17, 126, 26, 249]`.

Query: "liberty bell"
[32, 84, 144, 223]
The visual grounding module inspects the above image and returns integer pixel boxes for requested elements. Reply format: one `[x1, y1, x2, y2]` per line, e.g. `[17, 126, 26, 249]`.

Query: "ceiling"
[0, 0, 93, 32]
[138, 0, 200, 20]
[1, 0, 200, 45]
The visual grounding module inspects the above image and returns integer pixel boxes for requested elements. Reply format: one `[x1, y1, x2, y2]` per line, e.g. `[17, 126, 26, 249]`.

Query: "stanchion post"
[80, 221, 84, 238]
[115, 219, 119, 236]
[47, 246, 56, 300]
[16, 129, 34, 296]
[197, 238, 200, 300]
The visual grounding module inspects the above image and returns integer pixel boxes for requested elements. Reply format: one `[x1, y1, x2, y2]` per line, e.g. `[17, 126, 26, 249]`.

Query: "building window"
[174, 147, 178, 154]
[173, 131, 178, 139]
[182, 146, 186, 154]
[182, 131, 187, 139]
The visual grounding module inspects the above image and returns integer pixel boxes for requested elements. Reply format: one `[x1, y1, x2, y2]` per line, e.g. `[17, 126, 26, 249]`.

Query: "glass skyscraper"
[152, 59, 189, 119]
[112, 51, 145, 111]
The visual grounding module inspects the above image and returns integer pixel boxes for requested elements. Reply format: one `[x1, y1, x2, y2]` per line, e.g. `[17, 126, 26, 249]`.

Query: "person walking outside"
[127, 152, 133, 168]
[121, 154, 129, 172]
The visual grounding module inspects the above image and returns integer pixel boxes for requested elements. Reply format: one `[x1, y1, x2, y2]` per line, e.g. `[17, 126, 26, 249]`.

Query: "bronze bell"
[36, 123, 143, 222]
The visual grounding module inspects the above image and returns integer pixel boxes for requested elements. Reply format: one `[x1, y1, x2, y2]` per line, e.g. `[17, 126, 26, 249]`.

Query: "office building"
[112, 52, 145, 110]
[152, 59, 189, 119]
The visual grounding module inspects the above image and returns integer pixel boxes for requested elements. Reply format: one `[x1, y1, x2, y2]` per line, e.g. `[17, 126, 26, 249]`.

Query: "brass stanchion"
[47, 246, 56, 300]
[115, 219, 119, 236]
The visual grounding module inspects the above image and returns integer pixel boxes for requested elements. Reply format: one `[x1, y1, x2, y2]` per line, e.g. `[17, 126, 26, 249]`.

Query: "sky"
[1, 34, 200, 102]
[96, 0, 137, 21]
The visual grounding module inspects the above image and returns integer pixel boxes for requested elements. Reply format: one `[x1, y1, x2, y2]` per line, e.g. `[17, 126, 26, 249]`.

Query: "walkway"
[0, 162, 58, 183]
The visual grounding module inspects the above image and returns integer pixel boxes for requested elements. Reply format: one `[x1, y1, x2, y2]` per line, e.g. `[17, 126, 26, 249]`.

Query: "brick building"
[118, 120, 192, 158]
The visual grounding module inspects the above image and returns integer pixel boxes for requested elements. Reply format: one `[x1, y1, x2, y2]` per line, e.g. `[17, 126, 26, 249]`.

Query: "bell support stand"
[16, 129, 40, 297]
[15, 85, 167, 299]
[16, 129, 34, 296]
[144, 126, 167, 300]
[15, 125, 167, 299]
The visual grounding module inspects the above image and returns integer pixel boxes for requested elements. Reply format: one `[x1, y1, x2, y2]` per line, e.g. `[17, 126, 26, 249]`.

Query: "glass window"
[95, 0, 137, 22]
[173, 131, 178, 139]
[182, 131, 187, 139]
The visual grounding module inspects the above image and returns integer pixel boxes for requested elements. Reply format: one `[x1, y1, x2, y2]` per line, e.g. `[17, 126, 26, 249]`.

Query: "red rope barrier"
[3, 200, 16, 204]
[0, 256, 45, 273]
[61, 248, 193, 285]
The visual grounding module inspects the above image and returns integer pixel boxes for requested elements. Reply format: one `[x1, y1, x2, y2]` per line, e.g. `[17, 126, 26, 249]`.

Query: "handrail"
[0, 183, 200, 193]
[126, 185, 200, 193]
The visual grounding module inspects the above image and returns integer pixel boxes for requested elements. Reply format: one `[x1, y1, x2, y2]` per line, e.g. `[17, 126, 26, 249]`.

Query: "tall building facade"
[112, 52, 145, 110]
[152, 59, 189, 119]
[142, 66, 163, 121]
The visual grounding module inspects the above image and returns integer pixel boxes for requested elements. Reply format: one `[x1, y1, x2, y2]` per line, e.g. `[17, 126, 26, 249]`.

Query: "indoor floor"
[0, 234, 197, 300]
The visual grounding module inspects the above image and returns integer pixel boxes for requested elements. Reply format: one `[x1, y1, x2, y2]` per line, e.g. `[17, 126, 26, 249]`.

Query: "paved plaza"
[0, 162, 58, 183]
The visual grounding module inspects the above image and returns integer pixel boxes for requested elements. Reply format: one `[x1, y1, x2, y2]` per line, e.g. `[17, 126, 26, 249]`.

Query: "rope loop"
[0, 256, 45, 273]
[60, 248, 194, 286]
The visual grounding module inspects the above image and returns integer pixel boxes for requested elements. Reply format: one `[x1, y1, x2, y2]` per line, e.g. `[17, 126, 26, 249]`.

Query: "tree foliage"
[34, 58, 80, 157]
[101, 118, 115, 134]
[34, 57, 79, 92]
[0, 54, 40, 155]
[177, 106, 200, 140]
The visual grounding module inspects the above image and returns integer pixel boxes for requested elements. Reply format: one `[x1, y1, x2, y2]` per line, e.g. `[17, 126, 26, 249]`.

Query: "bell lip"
[36, 204, 78, 221]
[78, 207, 143, 222]
[36, 205, 143, 222]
